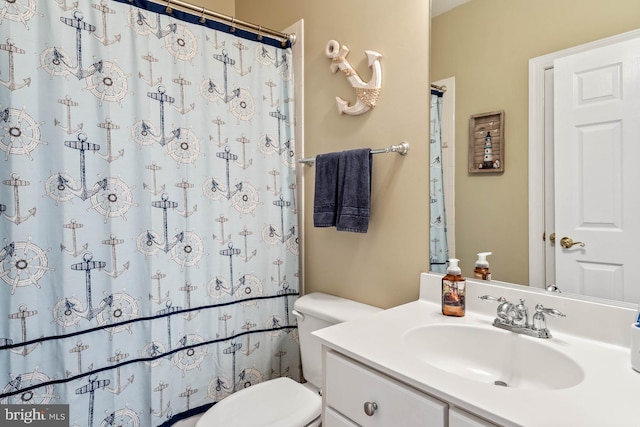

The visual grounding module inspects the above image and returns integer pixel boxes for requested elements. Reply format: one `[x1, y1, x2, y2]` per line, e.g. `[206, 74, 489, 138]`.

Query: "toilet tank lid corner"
[293, 292, 382, 323]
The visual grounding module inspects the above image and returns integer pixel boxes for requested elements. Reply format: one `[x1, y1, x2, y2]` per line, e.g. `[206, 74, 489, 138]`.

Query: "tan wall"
[431, 0, 640, 284]
[236, 0, 431, 308]
[188, 0, 234, 16]
[236, 0, 301, 30]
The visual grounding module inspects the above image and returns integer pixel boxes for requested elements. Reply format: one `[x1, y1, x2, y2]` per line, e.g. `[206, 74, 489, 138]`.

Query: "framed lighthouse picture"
[468, 111, 505, 173]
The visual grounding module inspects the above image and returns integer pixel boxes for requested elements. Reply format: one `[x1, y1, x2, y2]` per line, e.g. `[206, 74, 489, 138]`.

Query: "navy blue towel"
[313, 151, 341, 228]
[313, 148, 372, 233]
[336, 148, 372, 233]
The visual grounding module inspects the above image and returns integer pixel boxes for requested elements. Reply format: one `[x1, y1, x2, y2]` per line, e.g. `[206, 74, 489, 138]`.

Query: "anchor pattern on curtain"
[0, 1, 299, 426]
[430, 89, 448, 272]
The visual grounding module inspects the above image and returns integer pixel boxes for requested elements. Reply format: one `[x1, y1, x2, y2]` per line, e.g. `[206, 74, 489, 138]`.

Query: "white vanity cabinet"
[324, 408, 359, 427]
[323, 350, 499, 427]
[449, 408, 498, 427]
[324, 350, 447, 426]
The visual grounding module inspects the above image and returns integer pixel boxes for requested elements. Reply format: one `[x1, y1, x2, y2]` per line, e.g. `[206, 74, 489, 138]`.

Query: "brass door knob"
[560, 237, 585, 249]
[549, 233, 556, 244]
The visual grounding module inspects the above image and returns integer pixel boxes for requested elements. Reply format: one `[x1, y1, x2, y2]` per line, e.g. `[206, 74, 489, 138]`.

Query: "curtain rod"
[431, 83, 447, 92]
[139, 0, 296, 46]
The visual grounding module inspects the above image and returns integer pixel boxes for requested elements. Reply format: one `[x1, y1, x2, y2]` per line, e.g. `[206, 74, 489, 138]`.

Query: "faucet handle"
[480, 295, 513, 324]
[478, 295, 506, 303]
[534, 304, 566, 317]
[532, 304, 566, 335]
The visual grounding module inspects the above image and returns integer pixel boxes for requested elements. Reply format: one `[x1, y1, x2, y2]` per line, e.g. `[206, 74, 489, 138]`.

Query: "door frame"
[528, 28, 640, 289]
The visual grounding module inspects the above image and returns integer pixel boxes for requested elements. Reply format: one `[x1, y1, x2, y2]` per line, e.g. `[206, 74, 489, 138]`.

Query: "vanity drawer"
[450, 408, 498, 427]
[325, 407, 360, 427]
[325, 351, 447, 426]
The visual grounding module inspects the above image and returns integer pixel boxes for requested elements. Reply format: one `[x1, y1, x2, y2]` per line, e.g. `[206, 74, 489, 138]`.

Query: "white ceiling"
[431, 0, 471, 17]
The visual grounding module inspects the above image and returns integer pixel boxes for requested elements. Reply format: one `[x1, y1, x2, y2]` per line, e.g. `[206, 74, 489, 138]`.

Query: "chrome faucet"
[479, 295, 566, 339]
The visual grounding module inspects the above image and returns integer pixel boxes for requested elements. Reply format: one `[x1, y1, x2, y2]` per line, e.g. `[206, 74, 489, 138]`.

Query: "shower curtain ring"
[257, 26, 263, 41]
[199, 7, 206, 24]
[230, 17, 236, 33]
[165, 0, 173, 14]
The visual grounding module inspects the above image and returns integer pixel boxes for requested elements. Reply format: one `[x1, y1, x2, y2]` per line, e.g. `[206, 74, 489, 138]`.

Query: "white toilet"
[195, 292, 381, 427]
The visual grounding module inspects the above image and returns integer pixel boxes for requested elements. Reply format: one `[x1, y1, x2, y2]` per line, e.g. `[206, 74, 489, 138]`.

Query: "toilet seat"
[196, 377, 321, 427]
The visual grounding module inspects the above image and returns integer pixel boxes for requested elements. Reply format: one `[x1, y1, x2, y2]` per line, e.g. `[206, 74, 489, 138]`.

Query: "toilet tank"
[293, 292, 381, 388]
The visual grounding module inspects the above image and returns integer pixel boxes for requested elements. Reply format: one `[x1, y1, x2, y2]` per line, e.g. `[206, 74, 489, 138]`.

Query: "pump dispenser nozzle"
[475, 252, 492, 267]
[447, 258, 461, 275]
[474, 252, 492, 280]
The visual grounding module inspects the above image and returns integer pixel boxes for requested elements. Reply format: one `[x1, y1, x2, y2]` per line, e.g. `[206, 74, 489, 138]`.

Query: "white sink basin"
[402, 324, 584, 390]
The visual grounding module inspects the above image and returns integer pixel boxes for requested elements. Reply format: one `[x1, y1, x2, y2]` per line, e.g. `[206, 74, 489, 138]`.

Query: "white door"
[554, 36, 640, 302]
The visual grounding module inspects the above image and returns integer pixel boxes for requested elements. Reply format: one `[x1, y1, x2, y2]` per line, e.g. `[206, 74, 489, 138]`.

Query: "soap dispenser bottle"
[474, 252, 492, 281]
[442, 258, 466, 317]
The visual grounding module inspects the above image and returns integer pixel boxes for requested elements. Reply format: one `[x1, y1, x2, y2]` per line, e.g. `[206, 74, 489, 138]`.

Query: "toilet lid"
[196, 377, 321, 427]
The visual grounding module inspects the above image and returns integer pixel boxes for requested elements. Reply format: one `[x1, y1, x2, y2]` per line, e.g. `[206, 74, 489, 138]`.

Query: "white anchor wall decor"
[325, 39, 382, 115]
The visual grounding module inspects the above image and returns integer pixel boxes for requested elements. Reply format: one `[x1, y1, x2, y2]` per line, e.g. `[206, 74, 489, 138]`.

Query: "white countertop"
[313, 273, 640, 427]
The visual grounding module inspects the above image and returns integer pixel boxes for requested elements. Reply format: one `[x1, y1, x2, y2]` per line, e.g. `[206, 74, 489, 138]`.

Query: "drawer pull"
[363, 401, 378, 416]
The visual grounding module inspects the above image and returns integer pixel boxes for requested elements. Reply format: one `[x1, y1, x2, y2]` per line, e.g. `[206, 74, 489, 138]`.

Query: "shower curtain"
[0, 1, 299, 426]
[430, 89, 448, 273]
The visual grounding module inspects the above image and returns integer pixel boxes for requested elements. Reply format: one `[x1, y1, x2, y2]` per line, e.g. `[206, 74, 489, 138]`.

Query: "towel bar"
[298, 141, 409, 166]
